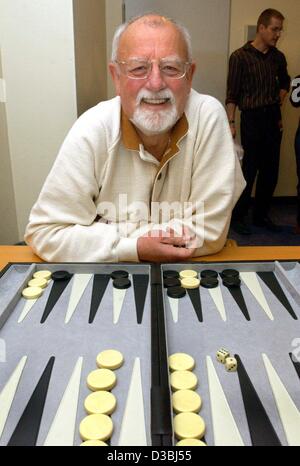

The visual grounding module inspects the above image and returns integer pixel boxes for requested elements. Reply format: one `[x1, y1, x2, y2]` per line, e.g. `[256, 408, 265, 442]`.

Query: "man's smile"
[141, 97, 170, 105]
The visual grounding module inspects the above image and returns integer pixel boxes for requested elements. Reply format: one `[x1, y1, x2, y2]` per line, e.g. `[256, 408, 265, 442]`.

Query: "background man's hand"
[137, 228, 197, 262]
[229, 123, 236, 139]
[279, 89, 288, 105]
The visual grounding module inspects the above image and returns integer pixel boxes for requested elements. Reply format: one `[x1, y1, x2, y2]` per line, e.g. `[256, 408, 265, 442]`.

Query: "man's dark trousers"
[233, 104, 282, 222]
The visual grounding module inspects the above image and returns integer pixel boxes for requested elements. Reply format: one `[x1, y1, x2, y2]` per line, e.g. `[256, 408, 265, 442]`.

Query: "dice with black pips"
[225, 357, 237, 372]
[216, 348, 230, 364]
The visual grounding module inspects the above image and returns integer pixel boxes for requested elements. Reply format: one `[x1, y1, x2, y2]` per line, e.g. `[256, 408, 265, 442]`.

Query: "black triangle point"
[89, 274, 110, 323]
[226, 286, 251, 321]
[257, 272, 297, 320]
[8, 357, 55, 446]
[133, 274, 149, 324]
[235, 354, 281, 446]
[187, 288, 203, 322]
[41, 275, 73, 323]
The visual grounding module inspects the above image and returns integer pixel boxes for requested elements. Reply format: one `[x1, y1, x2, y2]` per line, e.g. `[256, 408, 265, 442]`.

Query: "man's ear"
[189, 62, 196, 81]
[109, 62, 121, 95]
[186, 61, 196, 86]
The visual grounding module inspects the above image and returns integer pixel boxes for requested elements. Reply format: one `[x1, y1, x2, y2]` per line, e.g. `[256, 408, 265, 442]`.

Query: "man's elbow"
[193, 237, 226, 258]
[24, 223, 62, 262]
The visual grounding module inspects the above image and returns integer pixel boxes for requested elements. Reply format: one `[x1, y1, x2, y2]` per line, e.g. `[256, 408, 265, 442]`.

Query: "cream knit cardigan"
[25, 89, 245, 262]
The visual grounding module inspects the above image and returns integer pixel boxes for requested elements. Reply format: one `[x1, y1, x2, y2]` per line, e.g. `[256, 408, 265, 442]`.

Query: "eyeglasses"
[115, 58, 191, 80]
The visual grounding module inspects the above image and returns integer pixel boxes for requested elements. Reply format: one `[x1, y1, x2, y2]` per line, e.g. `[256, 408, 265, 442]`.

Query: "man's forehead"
[127, 14, 174, 31]
[118, 17, 187, 58]
[268, 16, 283, 26]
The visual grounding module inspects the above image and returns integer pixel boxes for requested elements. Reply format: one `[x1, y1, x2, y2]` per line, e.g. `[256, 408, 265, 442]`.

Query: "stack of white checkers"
[179, 270, 200, 290]
[80, 350, 124, 446]
[169, 352, 207, 446]
[21, 270, 52, 299]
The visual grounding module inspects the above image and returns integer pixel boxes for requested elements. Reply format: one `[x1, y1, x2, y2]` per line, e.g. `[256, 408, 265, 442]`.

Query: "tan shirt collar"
[121, 110, 189, 166]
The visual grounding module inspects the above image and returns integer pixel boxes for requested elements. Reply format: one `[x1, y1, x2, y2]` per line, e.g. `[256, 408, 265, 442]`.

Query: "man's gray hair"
[111, 13, 193, 62]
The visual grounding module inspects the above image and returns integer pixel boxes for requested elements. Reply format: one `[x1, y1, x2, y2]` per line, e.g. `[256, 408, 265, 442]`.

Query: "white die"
[216, 348, 230, 364]
[225, 357, 237, 372]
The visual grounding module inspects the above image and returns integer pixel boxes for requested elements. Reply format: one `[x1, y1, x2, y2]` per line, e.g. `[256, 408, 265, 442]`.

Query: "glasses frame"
[268, 26, 284, 35]
[115, 59, 192, 80]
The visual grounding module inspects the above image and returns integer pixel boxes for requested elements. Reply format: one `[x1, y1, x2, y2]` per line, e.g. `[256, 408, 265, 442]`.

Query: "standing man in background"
[226, 8, 290, 235]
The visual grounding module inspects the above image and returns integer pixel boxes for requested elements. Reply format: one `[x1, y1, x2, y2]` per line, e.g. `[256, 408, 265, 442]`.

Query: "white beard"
[130, 89, 179, 136]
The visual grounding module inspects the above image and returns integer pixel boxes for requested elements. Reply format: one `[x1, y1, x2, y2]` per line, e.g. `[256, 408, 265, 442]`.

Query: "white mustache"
[135, 89, 176, 106]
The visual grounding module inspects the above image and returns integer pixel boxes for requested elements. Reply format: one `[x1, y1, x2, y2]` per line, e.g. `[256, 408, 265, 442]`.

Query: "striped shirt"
[226, 42, 290, 110]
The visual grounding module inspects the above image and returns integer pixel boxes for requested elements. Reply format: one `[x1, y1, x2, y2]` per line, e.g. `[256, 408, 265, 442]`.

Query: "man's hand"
[279, 89, 288, 105]
[226, 103, 237, 139]
[229, 123, 236, 139]
[137, 228, 197, 262]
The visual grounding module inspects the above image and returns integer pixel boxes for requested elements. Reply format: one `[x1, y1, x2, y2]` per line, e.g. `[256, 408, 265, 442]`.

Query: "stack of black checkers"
[163, 271, 186, 299]
[111, 270, 131, 290]
[200, 270, 219, 289]
[220, 269, 241, 288]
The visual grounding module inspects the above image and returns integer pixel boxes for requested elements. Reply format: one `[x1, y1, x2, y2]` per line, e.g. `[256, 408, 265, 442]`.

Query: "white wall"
[73, 0, 107, 115]
[106, 0, 123, 99]
[0, 48, 19, 244]
[0, 0, 77, 239]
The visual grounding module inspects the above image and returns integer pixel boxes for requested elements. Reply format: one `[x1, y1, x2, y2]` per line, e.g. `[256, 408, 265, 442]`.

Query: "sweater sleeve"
[167, 97, 245, 256]
[24, 114, 139, 263]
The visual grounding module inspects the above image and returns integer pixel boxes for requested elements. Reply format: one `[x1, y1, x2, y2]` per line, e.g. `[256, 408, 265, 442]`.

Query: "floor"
[229, 198, 300, 246]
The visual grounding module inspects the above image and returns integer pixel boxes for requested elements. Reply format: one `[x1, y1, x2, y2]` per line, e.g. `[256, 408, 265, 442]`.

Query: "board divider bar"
[151, 264, 173, 446]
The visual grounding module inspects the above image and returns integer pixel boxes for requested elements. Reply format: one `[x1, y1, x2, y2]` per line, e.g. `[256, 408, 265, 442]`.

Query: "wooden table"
[1, 244, 300, 271]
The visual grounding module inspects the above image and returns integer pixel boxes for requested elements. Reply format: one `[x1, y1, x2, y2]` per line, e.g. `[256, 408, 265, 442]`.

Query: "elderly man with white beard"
[25, 14, 245, 263]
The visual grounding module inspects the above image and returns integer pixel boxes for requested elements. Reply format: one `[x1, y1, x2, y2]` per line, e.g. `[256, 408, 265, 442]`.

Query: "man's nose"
[145, 63, 166, 91]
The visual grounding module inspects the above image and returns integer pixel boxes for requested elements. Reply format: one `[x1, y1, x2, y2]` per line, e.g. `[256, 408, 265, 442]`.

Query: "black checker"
[167, 286, 186, 299]
[222, 277, 241, 288]
[111, 270, 129, 280]
[200, 270, 218, 279]
[220, 269, 240, 279]
[52, 270, 72, 281]
[113, 277, 131, 289]
[164, 278, 181, 288]
[200, 277, 219, 289]
[163, 270, 180, 279]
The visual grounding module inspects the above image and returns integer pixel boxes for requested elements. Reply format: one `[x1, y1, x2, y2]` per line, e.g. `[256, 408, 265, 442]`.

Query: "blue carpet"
[229, 199, 300, 246]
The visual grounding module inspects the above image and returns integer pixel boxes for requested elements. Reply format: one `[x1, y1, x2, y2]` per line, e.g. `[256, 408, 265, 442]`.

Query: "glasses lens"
[160, 60, 186, 78]
[125, 60, 150, 78]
